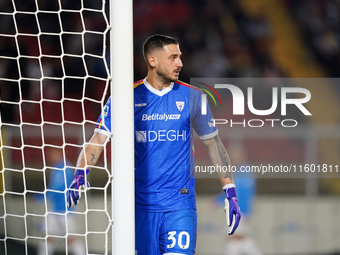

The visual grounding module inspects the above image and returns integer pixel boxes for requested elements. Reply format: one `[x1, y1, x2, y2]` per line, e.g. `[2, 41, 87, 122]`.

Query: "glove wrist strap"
[74, 169, 90, 176]
[222, 183, 236, 198]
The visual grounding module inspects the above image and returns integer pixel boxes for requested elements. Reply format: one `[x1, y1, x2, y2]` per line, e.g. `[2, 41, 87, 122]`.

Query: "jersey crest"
[176, 101, 185, 112]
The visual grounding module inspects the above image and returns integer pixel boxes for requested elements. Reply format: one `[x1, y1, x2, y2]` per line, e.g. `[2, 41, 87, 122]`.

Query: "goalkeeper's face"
[155, 44, 183, 84]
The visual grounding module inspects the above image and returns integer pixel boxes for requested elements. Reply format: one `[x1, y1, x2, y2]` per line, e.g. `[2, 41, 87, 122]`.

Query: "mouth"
[174, 69, 181, 76]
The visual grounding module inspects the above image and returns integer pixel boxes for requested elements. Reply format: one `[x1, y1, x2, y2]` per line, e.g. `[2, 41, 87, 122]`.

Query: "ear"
[148, 55, 157, 68]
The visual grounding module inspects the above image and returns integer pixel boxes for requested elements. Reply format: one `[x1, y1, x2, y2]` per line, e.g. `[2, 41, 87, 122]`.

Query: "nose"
[177, 58, 183, 68]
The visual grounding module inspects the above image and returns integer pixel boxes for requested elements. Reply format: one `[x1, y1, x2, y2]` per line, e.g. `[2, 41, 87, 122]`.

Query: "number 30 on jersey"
[167, 231, 190, 249]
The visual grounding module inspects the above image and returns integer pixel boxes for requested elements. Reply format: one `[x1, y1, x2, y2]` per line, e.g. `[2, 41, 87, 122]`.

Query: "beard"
[155, 65, 179, 84]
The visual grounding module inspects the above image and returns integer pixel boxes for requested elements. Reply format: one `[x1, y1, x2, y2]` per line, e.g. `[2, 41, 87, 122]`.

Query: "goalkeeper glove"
[223, 183, 241, 235]
[67, 169, 90, 208]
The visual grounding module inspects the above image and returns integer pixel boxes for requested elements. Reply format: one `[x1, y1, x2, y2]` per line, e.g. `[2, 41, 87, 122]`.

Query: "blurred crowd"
[285, 0, 340, 80]
[0, 0, 108, 123]
[6, 0, 339, 125]
[284, 0, 340, 98]
[0, 0, 283, 124]
[133, 0, 283, 81]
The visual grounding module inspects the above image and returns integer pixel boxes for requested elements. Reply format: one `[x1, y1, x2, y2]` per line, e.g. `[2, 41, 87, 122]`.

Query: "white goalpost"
[110, 0, 135, 255]
[0, 0, 134, 254]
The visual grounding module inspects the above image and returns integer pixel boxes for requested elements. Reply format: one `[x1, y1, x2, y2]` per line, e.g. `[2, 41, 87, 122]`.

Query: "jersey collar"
[143, 78, 174, 96]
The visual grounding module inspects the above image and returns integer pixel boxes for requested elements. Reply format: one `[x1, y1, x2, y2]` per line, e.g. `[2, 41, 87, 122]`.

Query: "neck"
[145, 72, 171, 90]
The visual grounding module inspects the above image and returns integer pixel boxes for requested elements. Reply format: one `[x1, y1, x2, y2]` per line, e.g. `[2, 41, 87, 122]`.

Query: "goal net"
[0, 0, 112, 254]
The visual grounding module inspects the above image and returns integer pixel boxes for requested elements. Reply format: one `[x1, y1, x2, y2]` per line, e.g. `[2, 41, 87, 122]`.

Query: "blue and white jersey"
[47, 160, 74, 213]
[95, 79, 218, 212]
[36, 160, 74, 213]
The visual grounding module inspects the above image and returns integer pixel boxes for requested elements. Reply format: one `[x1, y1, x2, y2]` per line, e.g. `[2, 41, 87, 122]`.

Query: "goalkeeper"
[67, 34, 241, 255]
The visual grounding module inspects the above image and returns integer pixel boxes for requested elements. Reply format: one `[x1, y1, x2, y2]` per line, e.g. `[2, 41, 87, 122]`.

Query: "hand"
[223, 183, 241, 235]
[67, 169, 90, 208]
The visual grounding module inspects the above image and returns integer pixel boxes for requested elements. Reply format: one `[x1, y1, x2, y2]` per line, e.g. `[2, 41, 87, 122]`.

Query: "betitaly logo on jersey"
[136, 130, 187, 143]
[142, 113, 180, 121]
[176, 101, 185, 111]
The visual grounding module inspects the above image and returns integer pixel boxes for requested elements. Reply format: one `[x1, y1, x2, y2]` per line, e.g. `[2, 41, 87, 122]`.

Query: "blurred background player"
[35, 147, 85, 255]
[213, 144, 263, 255]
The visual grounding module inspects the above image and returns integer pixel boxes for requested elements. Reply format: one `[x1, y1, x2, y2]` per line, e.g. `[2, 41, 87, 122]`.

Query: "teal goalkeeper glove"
[67, 169, 90, 208]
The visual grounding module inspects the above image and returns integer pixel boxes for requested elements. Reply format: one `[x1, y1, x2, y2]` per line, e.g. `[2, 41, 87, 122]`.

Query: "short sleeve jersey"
[95, 79, 218, 212]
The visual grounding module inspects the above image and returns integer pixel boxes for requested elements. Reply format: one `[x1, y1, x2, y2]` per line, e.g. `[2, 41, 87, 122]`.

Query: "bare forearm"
[76, 144, 103, 168]
[76, 132, 108, 169]
[203, 135, 233, 186]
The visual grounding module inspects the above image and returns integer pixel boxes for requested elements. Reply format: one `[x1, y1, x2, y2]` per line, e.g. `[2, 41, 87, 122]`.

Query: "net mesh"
[0, 0, 111, 254]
